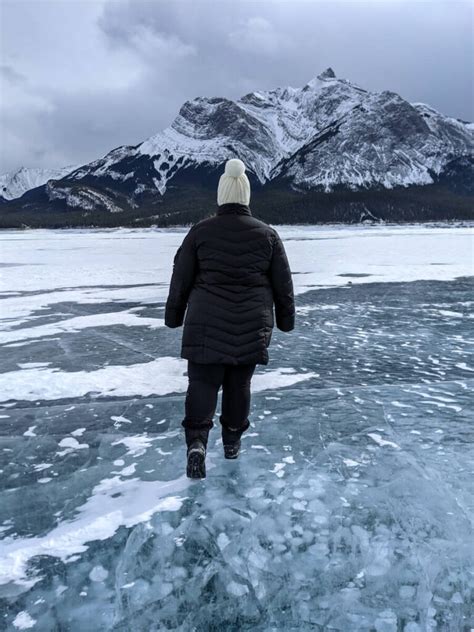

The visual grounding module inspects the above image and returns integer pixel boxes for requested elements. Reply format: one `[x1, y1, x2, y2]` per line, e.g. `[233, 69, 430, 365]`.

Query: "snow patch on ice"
[12, 611, 36, 629]
[0, 359, 315, 403]
[367, 433, 401, 449]
[0, 475, 190, 586]
[1, 310, 164, 345]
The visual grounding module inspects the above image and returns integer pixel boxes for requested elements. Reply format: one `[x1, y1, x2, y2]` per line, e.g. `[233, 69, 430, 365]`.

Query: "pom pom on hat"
[217, 158, 251, 206]
[224, 158, 246, 178]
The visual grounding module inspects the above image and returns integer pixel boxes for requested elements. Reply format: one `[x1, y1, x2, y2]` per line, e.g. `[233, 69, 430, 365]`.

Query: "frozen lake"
[0, 224, 473, 631]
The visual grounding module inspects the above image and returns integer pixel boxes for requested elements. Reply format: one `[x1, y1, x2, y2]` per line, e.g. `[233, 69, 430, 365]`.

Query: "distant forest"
[0, 183, 472, 229]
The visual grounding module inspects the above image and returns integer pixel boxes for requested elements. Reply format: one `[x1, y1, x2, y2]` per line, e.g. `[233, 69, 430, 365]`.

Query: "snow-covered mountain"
[67, 67, 472, 193]
[1, 68, 472, 226]
[0, 165, 80, 201]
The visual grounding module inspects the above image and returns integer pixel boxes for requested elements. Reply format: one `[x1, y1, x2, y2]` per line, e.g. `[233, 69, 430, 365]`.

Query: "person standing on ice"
[165, 158, 295, 479]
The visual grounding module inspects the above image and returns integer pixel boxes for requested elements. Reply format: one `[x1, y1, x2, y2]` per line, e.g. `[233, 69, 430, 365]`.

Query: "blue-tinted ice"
[0, 227, 473, 631]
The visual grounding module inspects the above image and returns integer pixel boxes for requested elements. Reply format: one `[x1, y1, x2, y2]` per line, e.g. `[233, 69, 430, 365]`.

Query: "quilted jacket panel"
[165, 202, 295, 365]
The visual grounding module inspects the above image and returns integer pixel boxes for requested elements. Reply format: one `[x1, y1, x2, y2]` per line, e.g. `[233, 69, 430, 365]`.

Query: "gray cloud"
[1, 0, 472, 173]
[0, 63, 28, 86]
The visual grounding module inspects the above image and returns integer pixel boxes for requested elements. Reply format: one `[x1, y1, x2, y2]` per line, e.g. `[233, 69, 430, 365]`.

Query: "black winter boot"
[186, 439, 206, 479]
[223, 439, 241, 459]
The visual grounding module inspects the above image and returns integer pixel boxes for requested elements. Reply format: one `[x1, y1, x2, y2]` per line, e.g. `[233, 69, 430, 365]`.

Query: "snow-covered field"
[0, 224, 473, 631]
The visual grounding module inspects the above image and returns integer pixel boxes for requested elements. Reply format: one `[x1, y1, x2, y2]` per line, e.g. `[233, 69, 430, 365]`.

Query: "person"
[164, 158, 295, 479]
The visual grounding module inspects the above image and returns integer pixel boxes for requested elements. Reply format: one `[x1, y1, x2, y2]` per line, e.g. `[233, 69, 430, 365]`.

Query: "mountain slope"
[271, 90, 473, 191]
[1, 68, 472, 227]
[0, 165, 80, 201]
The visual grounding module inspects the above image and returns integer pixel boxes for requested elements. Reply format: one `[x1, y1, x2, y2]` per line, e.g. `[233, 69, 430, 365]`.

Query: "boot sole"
[186, 450, 206, 478]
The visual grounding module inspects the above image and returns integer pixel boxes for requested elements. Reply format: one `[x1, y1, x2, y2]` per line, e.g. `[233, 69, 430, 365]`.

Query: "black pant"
[181, 360, 257, 449]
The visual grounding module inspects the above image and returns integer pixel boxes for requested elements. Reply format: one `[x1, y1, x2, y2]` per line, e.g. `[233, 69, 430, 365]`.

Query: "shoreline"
[1, 219, 473, 233]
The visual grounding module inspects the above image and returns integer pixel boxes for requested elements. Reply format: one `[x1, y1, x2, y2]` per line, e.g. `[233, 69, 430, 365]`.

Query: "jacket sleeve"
[164, 227, 198, 328]
[269, 230, 295, 332]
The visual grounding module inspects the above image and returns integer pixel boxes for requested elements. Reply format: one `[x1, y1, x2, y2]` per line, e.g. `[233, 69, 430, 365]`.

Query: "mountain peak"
[318, 67, 336, 80]
[304, 67, 338, 91]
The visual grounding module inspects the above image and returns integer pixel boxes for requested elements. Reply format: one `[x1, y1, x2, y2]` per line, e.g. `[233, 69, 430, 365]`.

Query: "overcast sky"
[1, 0, 472, 173]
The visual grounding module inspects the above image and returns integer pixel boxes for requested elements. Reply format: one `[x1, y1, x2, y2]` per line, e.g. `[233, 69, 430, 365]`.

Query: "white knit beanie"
[217, 158, 251, 206]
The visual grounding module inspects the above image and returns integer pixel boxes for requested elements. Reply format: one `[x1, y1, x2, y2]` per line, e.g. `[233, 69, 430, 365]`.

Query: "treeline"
[0, 183, 472, 229]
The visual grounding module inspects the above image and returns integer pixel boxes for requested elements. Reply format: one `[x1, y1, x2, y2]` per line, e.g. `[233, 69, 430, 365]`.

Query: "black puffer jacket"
[164, 202, 295, 365]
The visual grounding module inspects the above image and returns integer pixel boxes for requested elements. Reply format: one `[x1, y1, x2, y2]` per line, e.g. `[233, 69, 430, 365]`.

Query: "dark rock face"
[318, 67, 336, 79]
[435, 156, 474, 194]
[1, 69, 472, 227]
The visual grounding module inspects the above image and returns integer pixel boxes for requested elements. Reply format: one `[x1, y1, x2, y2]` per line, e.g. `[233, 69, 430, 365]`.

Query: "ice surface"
[0, 225, 473, 631]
